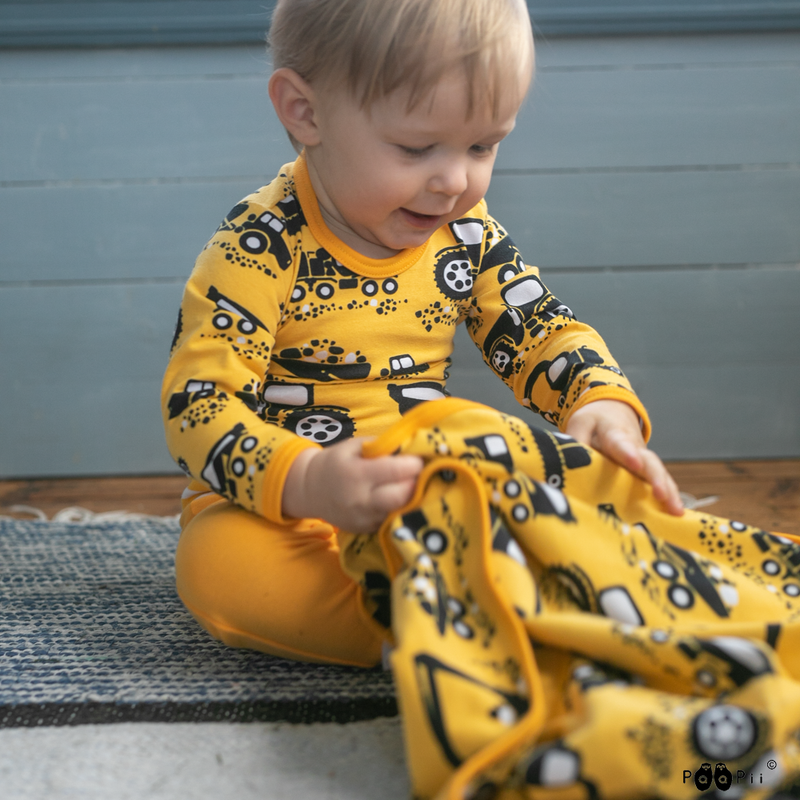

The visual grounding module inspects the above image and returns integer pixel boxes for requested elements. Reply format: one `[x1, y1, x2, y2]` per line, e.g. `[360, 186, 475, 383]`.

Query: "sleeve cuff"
[259, 435, 322, 525]
[561, 385, 652, 444]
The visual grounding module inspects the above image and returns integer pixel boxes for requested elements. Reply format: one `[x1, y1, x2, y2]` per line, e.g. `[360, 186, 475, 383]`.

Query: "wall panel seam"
[3, 165, 798, 190]
[2, 263, 798, 289]
[493, 164, 800, 176]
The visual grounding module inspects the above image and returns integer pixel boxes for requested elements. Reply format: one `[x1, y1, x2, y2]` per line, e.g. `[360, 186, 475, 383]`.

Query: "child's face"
[304, 69, 527, 259]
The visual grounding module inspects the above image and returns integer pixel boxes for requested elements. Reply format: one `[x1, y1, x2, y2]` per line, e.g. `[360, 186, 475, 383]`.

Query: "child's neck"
[317, 202, 401, 260]
[304, 155, 403, 260]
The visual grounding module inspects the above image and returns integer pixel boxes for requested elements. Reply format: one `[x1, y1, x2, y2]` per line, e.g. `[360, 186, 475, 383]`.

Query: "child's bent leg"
[175, 499, 384, 667]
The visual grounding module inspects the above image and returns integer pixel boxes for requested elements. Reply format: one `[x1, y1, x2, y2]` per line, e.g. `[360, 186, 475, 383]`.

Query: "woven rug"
[0, 516, 395, 728]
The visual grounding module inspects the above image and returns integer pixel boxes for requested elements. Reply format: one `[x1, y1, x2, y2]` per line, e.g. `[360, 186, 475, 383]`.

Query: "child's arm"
[466, 210, 682, 515]
[565, 399, 683, 515]
[162, 187, 323, 523]
[282, 438, 423, 533]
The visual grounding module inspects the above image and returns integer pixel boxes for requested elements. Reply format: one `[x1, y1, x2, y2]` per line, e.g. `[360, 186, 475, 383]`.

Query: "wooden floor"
[0, 459, 798, 534]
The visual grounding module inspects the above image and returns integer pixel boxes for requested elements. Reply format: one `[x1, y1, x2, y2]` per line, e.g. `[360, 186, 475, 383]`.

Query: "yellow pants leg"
[176, 494, 384, 667]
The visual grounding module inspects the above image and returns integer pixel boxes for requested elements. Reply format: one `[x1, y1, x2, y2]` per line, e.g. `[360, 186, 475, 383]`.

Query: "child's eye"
[398, 145, 432, 157]
[471, 144, 495, 155]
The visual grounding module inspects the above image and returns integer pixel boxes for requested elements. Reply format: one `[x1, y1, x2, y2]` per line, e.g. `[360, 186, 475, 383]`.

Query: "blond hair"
[269, 0, 533, 148]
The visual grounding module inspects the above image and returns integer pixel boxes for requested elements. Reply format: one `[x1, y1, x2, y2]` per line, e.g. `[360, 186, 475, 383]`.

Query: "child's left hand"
[565, 399, 684, 516]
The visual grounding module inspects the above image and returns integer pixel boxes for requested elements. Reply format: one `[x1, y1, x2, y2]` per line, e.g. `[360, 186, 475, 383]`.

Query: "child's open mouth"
[400, 208, 442, 229]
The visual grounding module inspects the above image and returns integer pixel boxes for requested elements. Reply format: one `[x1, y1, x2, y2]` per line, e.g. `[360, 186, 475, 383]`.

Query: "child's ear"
[269, 68, 321, 147]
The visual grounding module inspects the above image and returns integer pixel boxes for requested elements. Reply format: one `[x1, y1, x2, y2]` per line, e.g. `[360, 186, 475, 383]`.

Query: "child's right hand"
[282, 438, 424, 533]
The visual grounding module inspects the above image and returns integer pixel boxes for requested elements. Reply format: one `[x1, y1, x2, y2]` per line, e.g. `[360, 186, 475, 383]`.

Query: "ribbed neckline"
[292, 152, 433, 278]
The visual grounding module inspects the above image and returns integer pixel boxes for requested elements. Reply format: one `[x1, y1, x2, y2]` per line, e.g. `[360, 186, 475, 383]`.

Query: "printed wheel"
[693, 705, 757, 760]
[284, 408, 354, 445]
[422, 529, 448, 554]
[212, 312, 232, 330]
[653, 560, 679, 580]
[435, 253, 473, 299]
[667, 583, 694, 610]
[239, 231, 268, 254]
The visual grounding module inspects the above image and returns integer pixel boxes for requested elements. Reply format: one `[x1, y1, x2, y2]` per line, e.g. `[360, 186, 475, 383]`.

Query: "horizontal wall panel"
[0, 1, 276, 48]
[3, 168, 797, 283]
[449, 265, 800, 459]
[487, 169, 800, 269]
[450, 266, 800, 377]
[0, 180, 271, 283]
[0, 78, 293, 184]
[632, 363, 800, 460]
[2, 34, 797, 82]
[1, 32, 798, 475]
[528, 2, 800, 36]
[2, 168, 797, 284]
[3, 56, 798, 183]
[0, 283, 184, 478]
[0, 42, 271, 81]
[448, 355, 800, 460]
[500, 63, 800, 171]
[533, 32, 800, 68]
[540, 267, 800, 367]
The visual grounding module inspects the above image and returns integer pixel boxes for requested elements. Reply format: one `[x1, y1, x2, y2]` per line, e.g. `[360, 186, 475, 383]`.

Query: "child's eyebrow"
[390, 119, 517, 141]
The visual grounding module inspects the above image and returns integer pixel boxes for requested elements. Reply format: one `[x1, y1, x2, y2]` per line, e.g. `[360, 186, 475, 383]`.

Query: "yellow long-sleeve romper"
[161, 153, 648, 669]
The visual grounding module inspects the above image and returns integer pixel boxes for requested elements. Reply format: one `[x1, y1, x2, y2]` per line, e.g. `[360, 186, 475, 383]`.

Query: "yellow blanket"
[338, 398, 800, 800]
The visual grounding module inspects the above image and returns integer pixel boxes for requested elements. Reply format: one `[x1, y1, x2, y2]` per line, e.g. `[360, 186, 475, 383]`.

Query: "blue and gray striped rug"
[0, 517, 395, 727]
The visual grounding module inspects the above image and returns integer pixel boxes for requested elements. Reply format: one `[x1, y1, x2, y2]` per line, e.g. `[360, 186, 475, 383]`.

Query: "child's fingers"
[371, 476, 419, 517]
[596, 430, 684, 517]
[628, 446, 684, 517]
[367, 453, 424, 487]
[603, 432, 645, 473]
[646, 455, 684, 516]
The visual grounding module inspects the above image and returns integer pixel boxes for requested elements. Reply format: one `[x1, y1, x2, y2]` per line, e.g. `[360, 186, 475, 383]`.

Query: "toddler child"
[155, 2, 800, 797]
[163, 0, 681, 666]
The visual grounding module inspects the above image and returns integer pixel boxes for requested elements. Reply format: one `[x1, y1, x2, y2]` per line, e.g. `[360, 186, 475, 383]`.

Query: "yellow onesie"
[162, 152, 645, 666]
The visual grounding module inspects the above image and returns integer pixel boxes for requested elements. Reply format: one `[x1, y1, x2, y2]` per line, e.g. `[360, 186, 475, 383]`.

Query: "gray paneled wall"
[0, 33, 798, 477]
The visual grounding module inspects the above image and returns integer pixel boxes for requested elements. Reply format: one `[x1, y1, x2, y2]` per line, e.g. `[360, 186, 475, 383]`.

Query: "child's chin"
[390, 230, 440, 251]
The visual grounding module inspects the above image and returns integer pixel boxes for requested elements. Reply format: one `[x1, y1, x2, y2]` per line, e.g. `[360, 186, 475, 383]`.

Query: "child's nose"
[428, 160, 468, 197]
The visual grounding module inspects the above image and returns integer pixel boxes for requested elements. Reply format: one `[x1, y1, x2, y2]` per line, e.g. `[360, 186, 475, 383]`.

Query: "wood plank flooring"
[0, 474, 186, 519]
[0, 460, 798, 534]
[667, 459, 800, 535]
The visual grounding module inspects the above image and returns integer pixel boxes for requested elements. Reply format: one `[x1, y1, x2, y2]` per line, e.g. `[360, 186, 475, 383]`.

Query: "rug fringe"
[0, 504, 180, 523]
[2, 496, 717, 523]
[679, 491, 719, 510]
